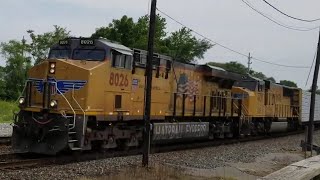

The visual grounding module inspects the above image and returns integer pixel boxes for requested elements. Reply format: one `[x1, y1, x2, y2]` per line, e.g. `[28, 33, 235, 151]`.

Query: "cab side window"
[112, 51, 132, 70]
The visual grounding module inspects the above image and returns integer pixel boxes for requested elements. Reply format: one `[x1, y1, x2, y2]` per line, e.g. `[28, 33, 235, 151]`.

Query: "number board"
[59, 40, 69, 46]
[109, 73, 129, 87]
[80, 39, 95, 46]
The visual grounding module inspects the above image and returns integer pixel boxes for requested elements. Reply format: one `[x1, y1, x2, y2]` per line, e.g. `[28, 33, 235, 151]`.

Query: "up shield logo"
[29, 78, 87, 95]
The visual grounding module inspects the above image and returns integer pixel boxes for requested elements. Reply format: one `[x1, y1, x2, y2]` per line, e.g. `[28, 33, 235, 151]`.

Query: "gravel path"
[0, 131, 316, 180]
[151, 134, 305, 169]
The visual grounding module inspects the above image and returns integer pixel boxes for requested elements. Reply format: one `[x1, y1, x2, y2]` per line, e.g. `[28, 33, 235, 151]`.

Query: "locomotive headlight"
[50, 63, 56, 68]
[49, 62, 56, 74]
[49, 68, 55, 74]
[18, 97, 25, 105]
[50, 100, 58, 108]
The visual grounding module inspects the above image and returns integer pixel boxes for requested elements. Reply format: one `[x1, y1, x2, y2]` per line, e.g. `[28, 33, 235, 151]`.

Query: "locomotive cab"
[232, 75, 301, 134]
[233, 78, 266, 117]
[12, 38, 134, 154]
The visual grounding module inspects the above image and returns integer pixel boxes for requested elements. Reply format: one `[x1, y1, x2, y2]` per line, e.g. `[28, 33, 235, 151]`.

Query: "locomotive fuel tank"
[269, 121, 288, 133]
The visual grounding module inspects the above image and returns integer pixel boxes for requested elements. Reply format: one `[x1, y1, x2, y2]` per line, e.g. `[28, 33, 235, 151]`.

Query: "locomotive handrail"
[233, 101, 251, 124]
[72, 84, 86, 135]
[241, 104, 249, 116]
[15, 80, 32, 103]
[52, 82, 77, 130]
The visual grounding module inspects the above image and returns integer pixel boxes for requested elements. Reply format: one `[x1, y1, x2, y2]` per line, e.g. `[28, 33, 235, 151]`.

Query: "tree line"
[0, 15, 297, 101]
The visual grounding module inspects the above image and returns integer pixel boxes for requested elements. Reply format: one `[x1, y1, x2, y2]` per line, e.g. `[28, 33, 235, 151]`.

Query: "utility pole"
[307, 30, 320, 149]
[247, 52, 252, 74]
[142, 0, 157, 167]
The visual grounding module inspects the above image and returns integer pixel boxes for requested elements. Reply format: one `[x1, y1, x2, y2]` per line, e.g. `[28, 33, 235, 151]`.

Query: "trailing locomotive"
[12, 38, 302, 155]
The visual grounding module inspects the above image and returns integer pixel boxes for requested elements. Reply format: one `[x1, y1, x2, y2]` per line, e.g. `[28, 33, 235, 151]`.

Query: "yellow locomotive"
[233, 76, 301, 134]
[12, 38, 301, 154]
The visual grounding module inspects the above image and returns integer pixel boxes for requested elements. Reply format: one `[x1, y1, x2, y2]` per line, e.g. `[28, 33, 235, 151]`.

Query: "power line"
[156, 8, 310, 69]
[262, 0, 320, 23]
[251, 57, 309, 68]
[241, 0, 319, 32]
[306, 46, 318, 87]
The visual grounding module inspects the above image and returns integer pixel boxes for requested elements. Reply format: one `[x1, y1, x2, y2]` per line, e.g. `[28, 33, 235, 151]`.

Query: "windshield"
[73, 49, 105, 61]
[48, 49, 70, 59]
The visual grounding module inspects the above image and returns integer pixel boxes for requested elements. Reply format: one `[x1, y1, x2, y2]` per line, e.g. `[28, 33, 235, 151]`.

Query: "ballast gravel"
[0, 131, 319, 180]
[0, 145, 12, 154]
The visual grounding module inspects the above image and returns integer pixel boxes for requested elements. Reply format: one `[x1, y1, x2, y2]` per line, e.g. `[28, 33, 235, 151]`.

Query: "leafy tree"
[27, 25, 70, 64]
[251, 71, 267, 80]
[266, 77, 276, 83]
[308, 86, 320, 95]
[165, 27, 213, 62]
[92, 15, 167, 51]
[280, 80, 297, 88]
[92, 16, 137, 47]
[0, 25, 69, 100]
[207, 61, 276, 82]
[0, 66, 6, 99]
[135, 15, 168, 53]
[0, 40, 31, 100]
[207, 61, 247, 74]
[92, 15, 212, 63]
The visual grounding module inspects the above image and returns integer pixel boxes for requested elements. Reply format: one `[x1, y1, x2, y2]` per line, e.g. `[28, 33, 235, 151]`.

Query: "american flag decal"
[177, 74, 199, 102]
[50, 83, 56, 95]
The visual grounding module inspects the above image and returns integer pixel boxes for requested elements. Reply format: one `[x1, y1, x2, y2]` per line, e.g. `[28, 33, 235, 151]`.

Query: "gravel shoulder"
[0, 123, 12, 137]
[0, 131, 318, 180]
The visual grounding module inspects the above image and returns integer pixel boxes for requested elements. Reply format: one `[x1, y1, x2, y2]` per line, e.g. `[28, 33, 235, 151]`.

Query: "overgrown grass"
[0, 101, 18, 123]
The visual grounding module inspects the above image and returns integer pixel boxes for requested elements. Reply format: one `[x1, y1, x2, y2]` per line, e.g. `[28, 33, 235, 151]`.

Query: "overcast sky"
[1, 0, 320, 89]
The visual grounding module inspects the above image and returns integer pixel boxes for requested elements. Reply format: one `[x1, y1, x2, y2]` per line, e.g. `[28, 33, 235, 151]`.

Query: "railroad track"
[0, 158, 52, 171]
[0, 130, 306, 171]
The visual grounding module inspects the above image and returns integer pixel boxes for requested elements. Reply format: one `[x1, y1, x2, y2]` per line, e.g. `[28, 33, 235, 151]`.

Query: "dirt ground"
[81, 152, 305, 180]
[179, 152, 304, 180]
[80, 164, 235, 180]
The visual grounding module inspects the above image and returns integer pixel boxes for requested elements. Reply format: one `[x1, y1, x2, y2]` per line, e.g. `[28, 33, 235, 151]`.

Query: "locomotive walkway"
[259, 155, 320, 180]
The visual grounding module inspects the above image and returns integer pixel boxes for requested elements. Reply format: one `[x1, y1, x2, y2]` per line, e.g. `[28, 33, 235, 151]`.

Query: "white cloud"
[51, 0, 149, 12]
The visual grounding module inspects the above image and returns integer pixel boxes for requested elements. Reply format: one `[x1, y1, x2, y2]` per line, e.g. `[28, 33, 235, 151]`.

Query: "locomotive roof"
[99, 39, 133, 54]
[50, 38, 249, 82]
[51, 38, 133, 55]
[200, 64, 241, 81]
[206, 64, 226, 71]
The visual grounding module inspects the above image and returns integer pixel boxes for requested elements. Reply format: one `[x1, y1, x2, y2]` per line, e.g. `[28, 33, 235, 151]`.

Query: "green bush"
[0, 101, 18, 123]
